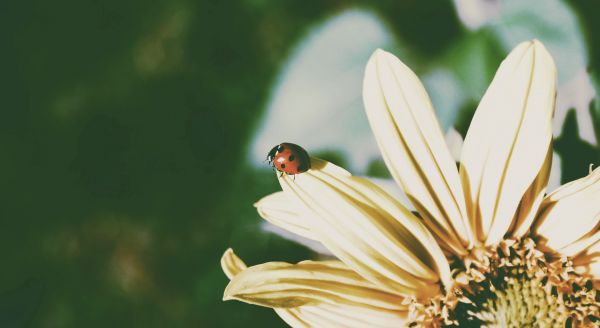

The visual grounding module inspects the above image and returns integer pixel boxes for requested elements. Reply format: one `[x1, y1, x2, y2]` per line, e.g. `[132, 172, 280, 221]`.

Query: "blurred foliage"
[0, 0, 599, 327]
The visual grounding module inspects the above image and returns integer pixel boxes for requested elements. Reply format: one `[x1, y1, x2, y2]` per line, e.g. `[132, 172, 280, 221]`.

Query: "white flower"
[222, 40, 599, 327]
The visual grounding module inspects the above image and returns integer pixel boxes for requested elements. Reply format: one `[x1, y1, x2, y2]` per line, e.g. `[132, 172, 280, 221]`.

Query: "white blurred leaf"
[249, 9, 399, 173]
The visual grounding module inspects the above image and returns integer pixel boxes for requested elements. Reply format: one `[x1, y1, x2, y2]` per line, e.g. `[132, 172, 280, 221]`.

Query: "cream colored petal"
[559, 232, 600, 258]
[255, 192, 317, 241]
[445, 127, 464, 163]
[459, 40, 557, 246]
[223, 259, 407, 310]
[573, 240, 600, 277]
[221, 249, 311, 327]
[363, 49, 472, 255]
[274, 309, 309, 328]
[221, 249, 407, 328]
[261, 222, 333, 255]
[507, 147, 552, 238]
[365, 177, 414, 211]
[547, 152, 562, 193]
[290, 303, 407, 328]
[221, 248, 247, 279]
[279, 158, 450, 298]
[533, 167, 600, 253]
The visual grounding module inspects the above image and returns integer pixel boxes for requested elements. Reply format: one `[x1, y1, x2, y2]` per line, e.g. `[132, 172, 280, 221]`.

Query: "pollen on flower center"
[409, 238, 599, 327]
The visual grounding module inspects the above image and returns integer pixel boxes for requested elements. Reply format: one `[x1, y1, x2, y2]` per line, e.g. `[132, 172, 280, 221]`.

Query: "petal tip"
[370, 48, 394, 63]
[222, 292, 234, 302]
[372, 48, 386, 56]
[222, 280, 239, 302]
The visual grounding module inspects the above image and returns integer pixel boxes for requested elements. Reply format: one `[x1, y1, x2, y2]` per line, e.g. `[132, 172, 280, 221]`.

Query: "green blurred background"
[1, 0, 600, 327]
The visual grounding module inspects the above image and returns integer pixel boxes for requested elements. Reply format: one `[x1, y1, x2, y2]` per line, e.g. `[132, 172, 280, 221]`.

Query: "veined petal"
[261, 222, 333, 255]
[221, 249, 407, 328]
[533, 167, 600, 253]
[278, 158, 450, 298]
[273, 309, 309, 328]
[290, 303, 408, 328]
[221, 248, 247, 279]
[460, 40, 557, 246]
[573, 240, 600, 277]
[221, 249, 311, 327]
[363, 49, 472, 256]
[365, 177, 414, 211]
[507, 148, 552, 238]
[255, 192, 317, 241]
[223, 259, 406, 310]
[559, 232, 600, 258]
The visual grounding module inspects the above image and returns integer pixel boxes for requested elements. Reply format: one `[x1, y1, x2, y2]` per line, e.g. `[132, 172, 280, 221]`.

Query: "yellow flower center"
[409, 239, 599, 327]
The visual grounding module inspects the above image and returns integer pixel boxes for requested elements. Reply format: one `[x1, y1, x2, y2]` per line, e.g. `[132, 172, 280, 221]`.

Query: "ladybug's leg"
[279, 171, 284, 178]
[292, 174, 296, 181]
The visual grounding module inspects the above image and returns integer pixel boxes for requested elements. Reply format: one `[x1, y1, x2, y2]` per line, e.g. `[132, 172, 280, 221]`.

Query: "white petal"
[261, 222, 333, 256]
[507, 148, 552, 238]
[365, 177, 414, 211]
[573, 240, 600, 277]
[289, 303, 407, 328]
[460, 40, 557, 245]
[255, 192, 317, 241]
[533, 167, 600, 253]
[559, 232, 600, 258]
[221, 248, 247, 279]
[255, 182, 414, 256]
[274, 309, 309, 328]
[221, 249, 406, 328]
[445, 127, 464, 163]
[546, 152, 562, 193]
[224, 259, 406, 310]
[363, 49, 472, 255]
[279, 158, 450, 297]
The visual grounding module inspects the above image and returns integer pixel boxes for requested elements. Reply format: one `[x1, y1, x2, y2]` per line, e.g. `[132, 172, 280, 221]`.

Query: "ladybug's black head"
[266, 144, 284, 163]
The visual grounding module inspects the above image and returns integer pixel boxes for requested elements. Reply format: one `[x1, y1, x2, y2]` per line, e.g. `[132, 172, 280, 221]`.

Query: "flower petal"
[363, 49, 472, 255]
[459, 40, 557, 245]
[533, 167, 600, 254]
[261, 222, 333, 255]
[273, 309, 309, 328]
[223, 259, 406, 310]
[255, 192, 317, 241]
[221, 248, 247, 279]
[220, 249, 407, 328]
[290, 303, 408, 328]
[366, 177, 414, 211]
[445, 127, 464, 163]
[573, 240, 600, 277]
[221, 249, 311, 327]
[507, 147, 552, 238]
[256, 180, 415, 256]
[278, 158, 450, 298]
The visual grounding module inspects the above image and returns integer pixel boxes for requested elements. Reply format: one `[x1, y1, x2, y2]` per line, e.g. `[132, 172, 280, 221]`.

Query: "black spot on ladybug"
[277, 145, 285, 153]
[280, 163, 286, 169]
[288, 155, 295, 161]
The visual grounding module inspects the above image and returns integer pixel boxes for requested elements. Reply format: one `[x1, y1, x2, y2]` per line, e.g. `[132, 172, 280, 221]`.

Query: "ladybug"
[267, 142, 311, 176]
